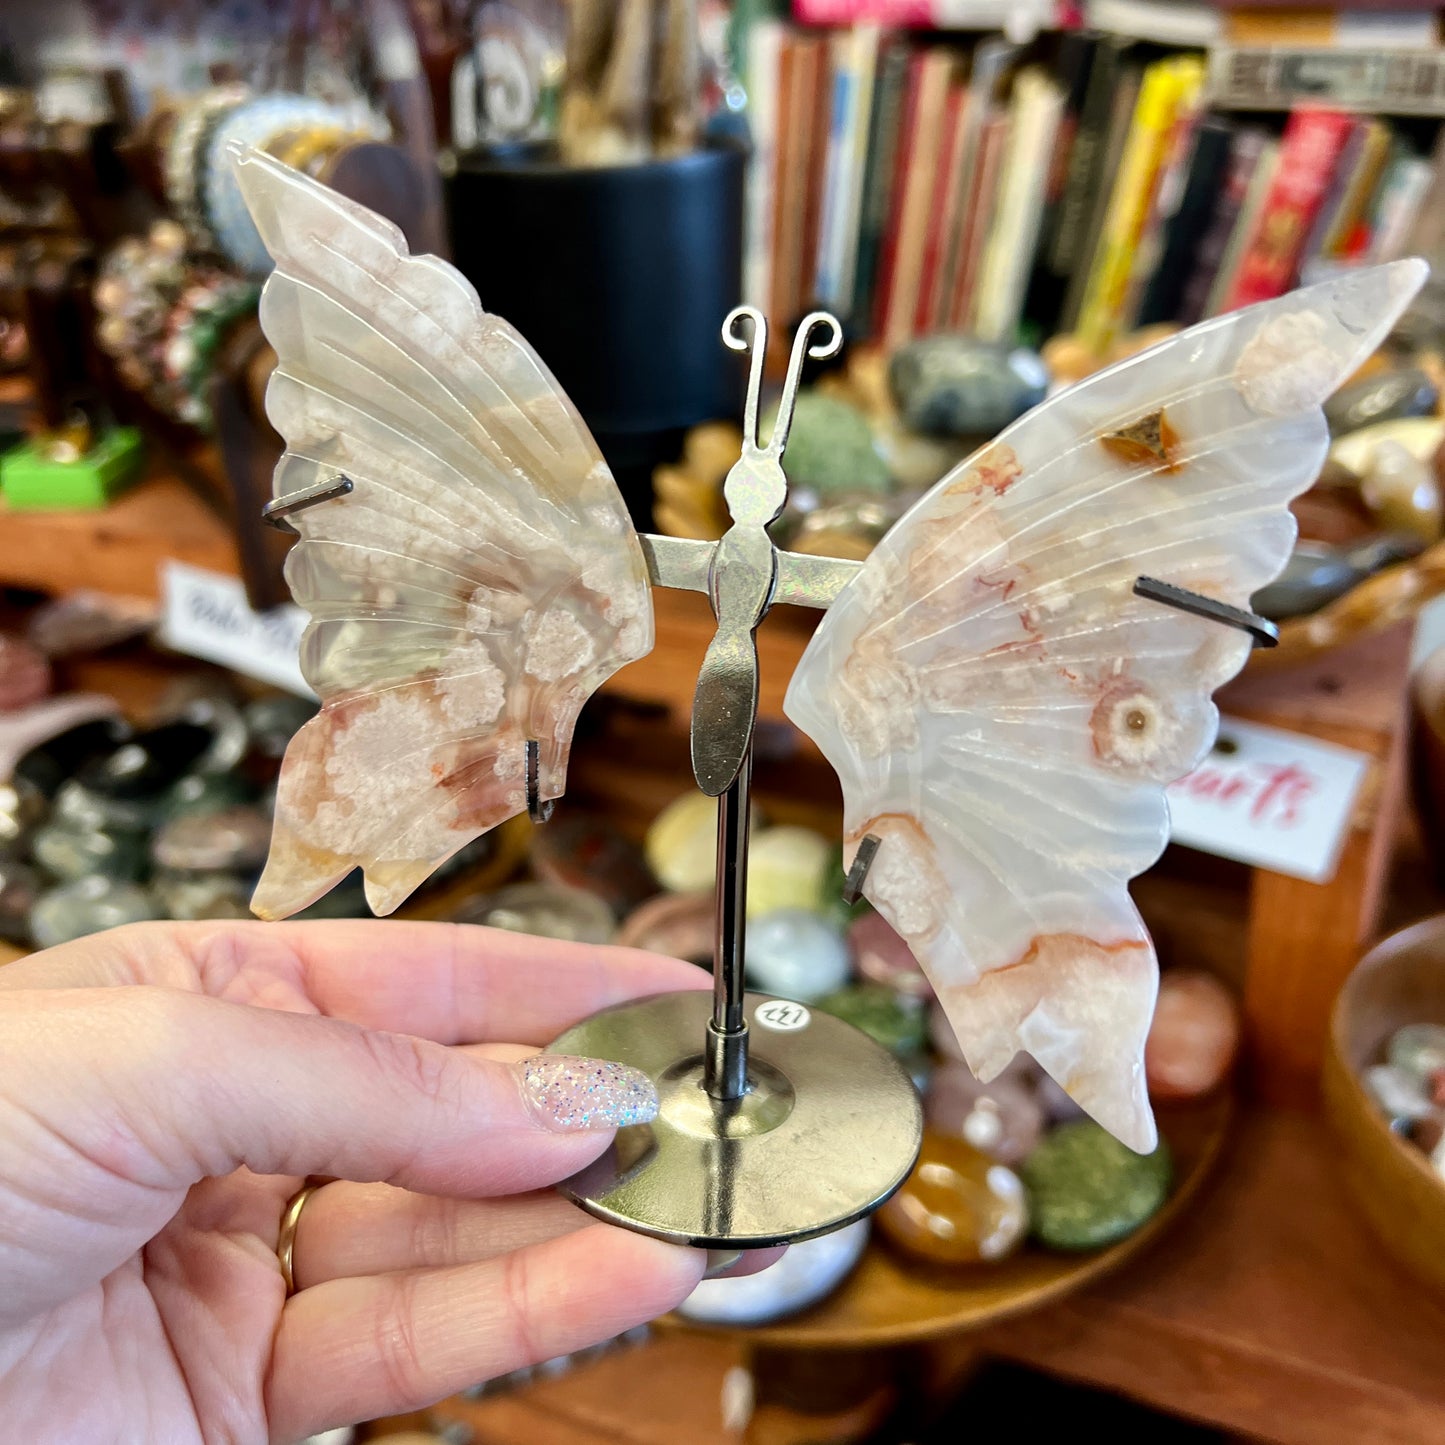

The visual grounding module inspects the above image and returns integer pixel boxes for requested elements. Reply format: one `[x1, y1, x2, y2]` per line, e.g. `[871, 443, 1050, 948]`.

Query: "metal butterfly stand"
[265, 308, 1281, 1251]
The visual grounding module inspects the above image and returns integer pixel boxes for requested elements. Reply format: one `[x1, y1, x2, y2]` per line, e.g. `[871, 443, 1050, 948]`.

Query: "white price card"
[1166, 715, 1371, 885]
[158, 561, 313, 698]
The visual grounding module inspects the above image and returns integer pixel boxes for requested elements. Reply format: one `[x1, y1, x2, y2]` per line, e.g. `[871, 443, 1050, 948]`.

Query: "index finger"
[1, 918, 710, 1045]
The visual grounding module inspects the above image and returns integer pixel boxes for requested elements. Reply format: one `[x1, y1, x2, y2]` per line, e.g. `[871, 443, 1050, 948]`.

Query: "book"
[1058, 52, 1140, 333]
[916, 79, 967, 332]
[1084, 0, 1220, 46]
[1135, 117, 1233, 326]
[974, 66, 1066, 343]
[813, 31, 860, 312]
[1076, 55, 1205, 352]
[1368, 151, 1434, 261]
[799, 36, 834, 309]
[871, 50, 926, 341]
[1179, 126, 1268, 323]
[851, 37, 910, 327]
[1021, 30, 1100, 340]
[768, 34, 802, 328]
[741, 18, 785, 312]
[1405, 124, 1445, 262]
[951, 109, 1009, 329]
[1319, 118, 1392, 259]
[936, 37, 1018, 333]
[1119, 68, 1206, 331]
[1225, 8, 1440, 49]
[833, 25, 881, 314]
[878, 46, 953, 347]
[1224, 106, 1355, 310]
[1206, 136, 1280, 315]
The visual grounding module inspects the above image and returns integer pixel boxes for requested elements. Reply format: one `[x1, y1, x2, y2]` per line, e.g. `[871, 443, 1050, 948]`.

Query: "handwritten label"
[755, 1001, 812, 1032]
[158, 561, 313, 697]
[1167, 716, 1370, 884]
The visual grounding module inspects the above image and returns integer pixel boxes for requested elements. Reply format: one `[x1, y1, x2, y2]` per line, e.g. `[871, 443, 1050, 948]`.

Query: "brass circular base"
[550, 990, 924, 1249]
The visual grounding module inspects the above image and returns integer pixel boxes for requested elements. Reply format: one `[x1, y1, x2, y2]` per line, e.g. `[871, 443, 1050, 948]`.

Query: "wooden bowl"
[672, 1092, 1232, 1349]
[1322, 914, 1445, 1301]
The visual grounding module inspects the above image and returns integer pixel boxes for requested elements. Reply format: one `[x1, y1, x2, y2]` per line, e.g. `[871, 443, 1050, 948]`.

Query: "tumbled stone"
[1021, 1120, 1172, 1252]
[1144, 970, 1240, 1102]
[1388, 1023, 1445, 1083]
[157, 771, 255, 821]
[14, 716, 132, 799]
[677, 1219, 870, 1324]
[850, 909, 932, 998]
[0, 858, 41, 943]
[761, 391, 890, 496]
[615, 890, 714, 967]
[151, 869, 253, 920]
[459, 882, 615, 944]
[244, 693, 319, 760]
[925, 1061, 1045, 1165]
[151, 806, 272, 872]
[1325, 367, 1437, 437]
[29, 875, 159, 947]
[0, 779, 45, 854]
[746, 825, 832, 918]
[31, 821, 149, 882]
[0, 636, 51, 713]
[816, 983, 928, 1057]
[745, 908, 852, 1002]
[877, 1131, 1029, 1265]
[1364, 1063, 1437, 1125]
[532, 814, 656, 918]
[887, 336, 1048, 439]
[1360, 439, 1441, 542]
[77, 722, 215, 800]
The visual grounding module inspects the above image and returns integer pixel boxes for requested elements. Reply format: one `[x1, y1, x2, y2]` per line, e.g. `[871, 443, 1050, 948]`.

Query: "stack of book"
[741, 21, 1445, 354]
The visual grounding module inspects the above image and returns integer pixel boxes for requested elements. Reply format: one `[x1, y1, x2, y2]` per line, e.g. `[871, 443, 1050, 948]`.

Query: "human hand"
[0, 919, 714, 1442]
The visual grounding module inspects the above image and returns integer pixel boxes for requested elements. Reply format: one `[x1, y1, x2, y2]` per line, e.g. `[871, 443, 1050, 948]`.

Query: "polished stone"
[763, 391, 890, 496]
[14, 716, 132, 799]
[457, 882, 616, 944]
[53, 778, 158, 832]
[816, 983, 928, 1057]
[29, 875, 159, 947]
[157, 771, 256, 821]
[243, 693, 319, 760]
[877, 1131, 1029, 1265]
[1325, 367, 1437, 437]
[1021, 1119, 1172, 1252]
[151, 805, 272, 872]
[151, 869, 253, 920]
[0, 778, 45, 854]
[0, 857, 41, 943]
[1144, 970, 1240, 1101]
[533, 814, 657, 918]
[850, 909, 933, 998]
[888, 335, 1049, 439]
[746, 825, 832, 918]
[745, 908, 853, 1002]
[0, 636, 51, 713]
[1360, 438, 1441, 542]
[615, 890, 714, 968]
[677, 1219, 870, 1324]
[925, 1061, 1045, 1165]
[1387, 1024, 1445, 1085]
[31, 820, 149, 882]
[77, 722, 215, 800]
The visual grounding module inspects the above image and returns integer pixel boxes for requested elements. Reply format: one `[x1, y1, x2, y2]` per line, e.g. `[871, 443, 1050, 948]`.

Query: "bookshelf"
[741, 8, 1445, 364]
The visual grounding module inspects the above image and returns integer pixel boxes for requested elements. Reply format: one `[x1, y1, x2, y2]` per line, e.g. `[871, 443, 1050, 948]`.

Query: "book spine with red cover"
[1224, 106, 1355, 310]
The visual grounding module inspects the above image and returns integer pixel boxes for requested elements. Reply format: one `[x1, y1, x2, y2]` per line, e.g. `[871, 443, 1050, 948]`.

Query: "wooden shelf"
[975, 1107, 1445, 1445]
[0, 473, 238, 601]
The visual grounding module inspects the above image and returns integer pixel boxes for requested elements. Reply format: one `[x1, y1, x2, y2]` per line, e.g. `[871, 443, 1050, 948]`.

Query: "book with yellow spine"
[1075, 55, 1205, 354]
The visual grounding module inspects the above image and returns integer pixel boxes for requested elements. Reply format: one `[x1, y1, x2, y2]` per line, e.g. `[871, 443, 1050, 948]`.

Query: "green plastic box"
[1, 427, 145, 510]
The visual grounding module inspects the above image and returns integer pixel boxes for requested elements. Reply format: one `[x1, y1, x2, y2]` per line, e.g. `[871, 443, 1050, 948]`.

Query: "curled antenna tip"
[723, 305, 766, 354]
[798, 311, 843, 362]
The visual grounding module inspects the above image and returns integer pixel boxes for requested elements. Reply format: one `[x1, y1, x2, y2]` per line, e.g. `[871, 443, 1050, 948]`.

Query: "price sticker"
[755, 1000, 811, 1032]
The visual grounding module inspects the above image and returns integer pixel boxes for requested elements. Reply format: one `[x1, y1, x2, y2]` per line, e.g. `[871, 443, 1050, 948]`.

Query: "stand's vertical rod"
[705, 747, 753, 1099]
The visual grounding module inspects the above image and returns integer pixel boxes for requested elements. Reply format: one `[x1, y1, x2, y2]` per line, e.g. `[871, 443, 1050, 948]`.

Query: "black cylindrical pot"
[444, 140, 746, 526]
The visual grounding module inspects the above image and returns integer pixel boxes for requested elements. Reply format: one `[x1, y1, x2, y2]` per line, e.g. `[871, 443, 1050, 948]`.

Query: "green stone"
[816, 984, 928, 1057]
[1021, 1119, 1172, 1252]
[761, 392, 890, 496]
[31, 821, 149, 882]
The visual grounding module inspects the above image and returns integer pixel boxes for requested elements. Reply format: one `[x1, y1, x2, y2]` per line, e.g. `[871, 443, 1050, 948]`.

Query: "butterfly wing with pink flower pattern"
[785, 262, 1426, 1151]
[232, 147, 653, 920]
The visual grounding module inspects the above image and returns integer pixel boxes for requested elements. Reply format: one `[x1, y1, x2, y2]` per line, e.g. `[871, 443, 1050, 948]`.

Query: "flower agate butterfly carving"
[235, 144, 1424, 1156]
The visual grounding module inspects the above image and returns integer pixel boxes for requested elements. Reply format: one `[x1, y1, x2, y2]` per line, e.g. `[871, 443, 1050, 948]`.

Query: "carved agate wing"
[784, 262, 1426, 1152]
[232, 148, 653, 919]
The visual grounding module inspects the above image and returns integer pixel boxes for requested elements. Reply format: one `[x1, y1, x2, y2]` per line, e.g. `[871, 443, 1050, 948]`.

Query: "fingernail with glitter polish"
[521, 1055, 660, 1131]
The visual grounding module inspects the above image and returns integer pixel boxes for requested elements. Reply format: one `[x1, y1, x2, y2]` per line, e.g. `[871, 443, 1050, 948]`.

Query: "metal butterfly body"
[235, 145, 1424, 1152]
